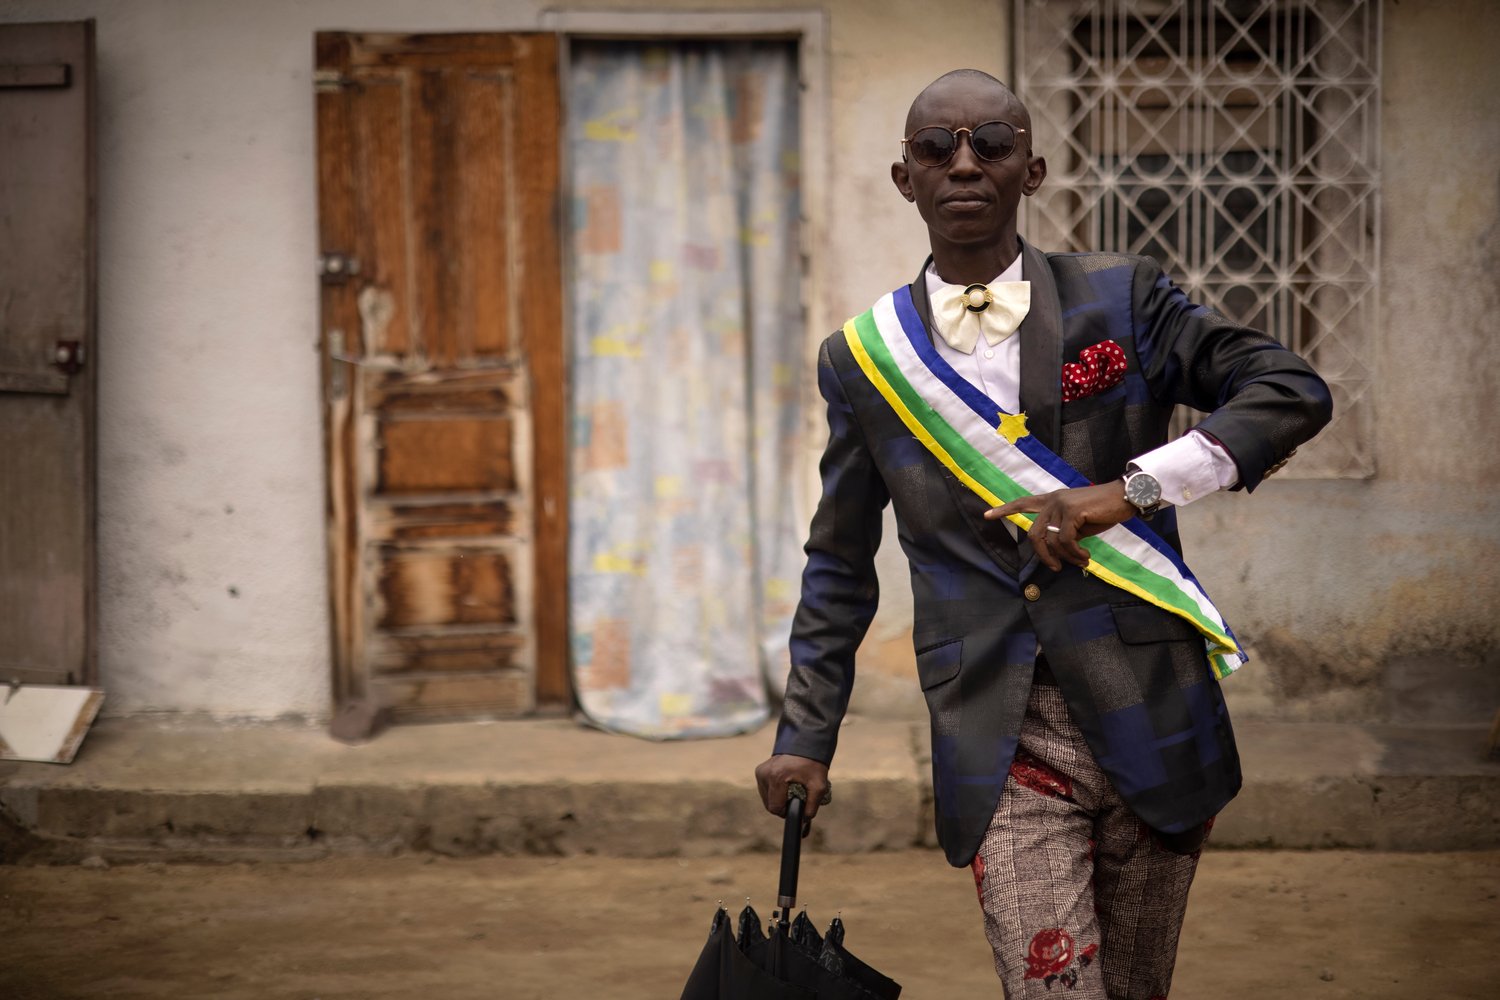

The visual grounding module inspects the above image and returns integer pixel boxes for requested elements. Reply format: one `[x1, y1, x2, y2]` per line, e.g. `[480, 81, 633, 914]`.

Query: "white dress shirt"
[925, 257, 1239, 508]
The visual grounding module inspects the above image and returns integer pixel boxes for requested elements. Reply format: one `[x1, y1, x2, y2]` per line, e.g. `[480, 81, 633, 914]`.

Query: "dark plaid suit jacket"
[772, 239, 1333, 867]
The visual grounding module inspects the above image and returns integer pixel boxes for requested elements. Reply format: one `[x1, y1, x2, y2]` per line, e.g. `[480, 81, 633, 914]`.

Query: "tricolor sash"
[843, 286, 1247, 678]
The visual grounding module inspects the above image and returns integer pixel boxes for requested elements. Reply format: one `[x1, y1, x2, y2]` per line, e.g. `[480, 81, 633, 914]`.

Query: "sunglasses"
[901, 121, 1028, 167]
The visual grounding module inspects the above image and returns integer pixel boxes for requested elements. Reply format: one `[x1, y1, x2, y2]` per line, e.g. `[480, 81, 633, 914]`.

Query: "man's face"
[891, 77, 1046, 253]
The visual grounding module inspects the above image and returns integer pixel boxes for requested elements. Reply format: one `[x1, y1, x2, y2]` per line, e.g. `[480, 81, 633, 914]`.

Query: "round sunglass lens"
[911, 127, 957, 166]
[970, 122, 1017, 161]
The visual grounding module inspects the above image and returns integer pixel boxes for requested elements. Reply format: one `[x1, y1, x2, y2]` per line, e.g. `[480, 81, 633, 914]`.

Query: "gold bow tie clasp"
[962, 283, 994, 312]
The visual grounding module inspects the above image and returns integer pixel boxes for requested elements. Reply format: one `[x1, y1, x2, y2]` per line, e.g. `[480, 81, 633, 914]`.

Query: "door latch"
[318, 252, 361, 285]
[53, 340, 84, 375]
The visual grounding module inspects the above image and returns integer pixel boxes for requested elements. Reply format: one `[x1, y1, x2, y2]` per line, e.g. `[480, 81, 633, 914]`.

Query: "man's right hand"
[754, 754, 831, 833]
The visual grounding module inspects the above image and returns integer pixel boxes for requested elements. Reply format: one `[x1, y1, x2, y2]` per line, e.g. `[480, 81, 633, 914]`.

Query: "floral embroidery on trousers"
[969, 683, 1204, 998]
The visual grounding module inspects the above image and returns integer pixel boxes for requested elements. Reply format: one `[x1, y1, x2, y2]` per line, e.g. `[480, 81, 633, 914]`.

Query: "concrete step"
[1, 715, 1496, 863]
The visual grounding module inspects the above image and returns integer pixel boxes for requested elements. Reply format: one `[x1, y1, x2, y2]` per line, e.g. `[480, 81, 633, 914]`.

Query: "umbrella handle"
[777, 784, 806, 927]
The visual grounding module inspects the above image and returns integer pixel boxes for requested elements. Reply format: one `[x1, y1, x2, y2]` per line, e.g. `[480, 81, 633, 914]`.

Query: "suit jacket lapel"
[1017, 238, 1063, 455]
[908, 255, 936, 335]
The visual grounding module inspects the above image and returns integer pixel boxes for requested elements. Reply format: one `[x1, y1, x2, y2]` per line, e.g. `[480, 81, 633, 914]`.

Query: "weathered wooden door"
[0, 21, 96, 688]
[314, 32, 567, 724]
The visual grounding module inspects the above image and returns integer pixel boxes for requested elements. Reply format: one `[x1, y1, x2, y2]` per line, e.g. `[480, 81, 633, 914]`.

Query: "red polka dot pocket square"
[1061, 340, 1128, 402]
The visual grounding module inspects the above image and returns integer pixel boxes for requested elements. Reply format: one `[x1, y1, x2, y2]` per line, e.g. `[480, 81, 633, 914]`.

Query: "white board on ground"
[0, 685, 105, 763]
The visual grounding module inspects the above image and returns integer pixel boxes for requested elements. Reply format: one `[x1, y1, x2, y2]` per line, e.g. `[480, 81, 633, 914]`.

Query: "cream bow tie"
[931, 281, 1031, 354]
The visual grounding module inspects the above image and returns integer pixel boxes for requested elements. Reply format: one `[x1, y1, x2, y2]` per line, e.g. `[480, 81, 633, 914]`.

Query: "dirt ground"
[2, 849, 1497, 999]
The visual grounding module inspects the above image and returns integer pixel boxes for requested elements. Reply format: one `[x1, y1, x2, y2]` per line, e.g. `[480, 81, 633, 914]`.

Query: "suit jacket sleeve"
[1131, 258, 1334, 491]
[771, 337, 890, 765]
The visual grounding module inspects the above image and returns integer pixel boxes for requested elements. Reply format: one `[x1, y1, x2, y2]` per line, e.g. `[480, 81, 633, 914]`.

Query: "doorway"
[314, 25, 819, 732]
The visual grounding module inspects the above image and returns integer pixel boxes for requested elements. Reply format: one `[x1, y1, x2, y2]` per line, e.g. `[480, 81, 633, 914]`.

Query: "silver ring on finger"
[1045, 524, 1062, 534]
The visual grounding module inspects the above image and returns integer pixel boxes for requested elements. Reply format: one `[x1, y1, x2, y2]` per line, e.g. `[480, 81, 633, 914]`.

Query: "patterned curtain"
[566, 42, 804, 738]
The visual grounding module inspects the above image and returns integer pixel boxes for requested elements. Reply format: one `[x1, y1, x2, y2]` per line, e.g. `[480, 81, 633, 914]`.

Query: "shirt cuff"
[1130, 430, 1240, 507]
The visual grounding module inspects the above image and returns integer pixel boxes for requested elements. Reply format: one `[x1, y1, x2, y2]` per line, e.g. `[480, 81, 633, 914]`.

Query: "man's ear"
[1022, 154, 1047, 197]
[891, 161, 916, 202]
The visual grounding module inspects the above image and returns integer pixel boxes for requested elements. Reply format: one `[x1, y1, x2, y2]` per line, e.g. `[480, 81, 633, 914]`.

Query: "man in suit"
[754, 69, 1331, 998]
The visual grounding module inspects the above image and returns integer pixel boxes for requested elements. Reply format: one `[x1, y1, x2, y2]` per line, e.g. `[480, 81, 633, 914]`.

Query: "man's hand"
[754, 754, 831, 836]
[983, 481, 1136, 572]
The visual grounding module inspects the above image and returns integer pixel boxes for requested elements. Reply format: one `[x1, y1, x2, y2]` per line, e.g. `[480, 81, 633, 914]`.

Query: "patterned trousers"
[970, 681, 1204, 999]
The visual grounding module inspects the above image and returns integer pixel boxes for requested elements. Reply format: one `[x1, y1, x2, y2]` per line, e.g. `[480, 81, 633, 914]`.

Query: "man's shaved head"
[891, 68, 1047, 284]
[904, 69, 1031, 138]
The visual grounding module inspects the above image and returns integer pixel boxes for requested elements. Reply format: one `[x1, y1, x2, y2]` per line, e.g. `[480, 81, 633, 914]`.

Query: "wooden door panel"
[376, 416, 518, 494]
[0, 21, 96, 687]
[369, 499, 517, 541]
[0, 402, 87, 679]
[370, 630, 527, 674]
[375, 547, 519, 628]
[350, 79, 412, 360]
[317, 32, 565, 725]
[375, 674, 531, 720]
[368, 368, 523, 412]
[450, 70, 516, 359]
[404, 69, 517, 367]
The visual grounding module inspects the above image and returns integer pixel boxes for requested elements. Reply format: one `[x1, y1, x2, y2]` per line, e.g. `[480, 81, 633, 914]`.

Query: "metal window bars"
[1015, 0, 1379, 477]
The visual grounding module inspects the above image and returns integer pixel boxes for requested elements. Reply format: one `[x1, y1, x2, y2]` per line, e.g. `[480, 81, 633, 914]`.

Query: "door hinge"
[314, 69, 353, 94]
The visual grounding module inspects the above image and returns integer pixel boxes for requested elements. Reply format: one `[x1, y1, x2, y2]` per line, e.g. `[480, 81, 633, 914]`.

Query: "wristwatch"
[1121, 463, 1163, 519]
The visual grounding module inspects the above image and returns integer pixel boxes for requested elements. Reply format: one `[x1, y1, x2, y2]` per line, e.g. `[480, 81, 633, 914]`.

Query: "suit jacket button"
[1023, 583, 1041, 602]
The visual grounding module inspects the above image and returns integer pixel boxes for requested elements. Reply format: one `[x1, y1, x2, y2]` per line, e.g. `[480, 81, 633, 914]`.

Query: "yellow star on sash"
[997, 411, 1030, 444]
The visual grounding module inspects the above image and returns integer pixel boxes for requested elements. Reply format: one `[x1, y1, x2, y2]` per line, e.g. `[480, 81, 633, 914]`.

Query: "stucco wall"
[0, 0, 1004, 718]
[1, 0, 1492, 722]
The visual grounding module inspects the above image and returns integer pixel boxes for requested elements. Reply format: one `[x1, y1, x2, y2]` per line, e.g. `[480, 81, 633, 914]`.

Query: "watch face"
[1126, 471, 1162, 509]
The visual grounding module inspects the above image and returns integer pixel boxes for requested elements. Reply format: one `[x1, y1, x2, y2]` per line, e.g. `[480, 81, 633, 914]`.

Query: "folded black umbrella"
[814, 916, 901, 1000]
[679, 787, 901, 999]
[788, 912, 901, 1000]
[679, 906, 814, 1000]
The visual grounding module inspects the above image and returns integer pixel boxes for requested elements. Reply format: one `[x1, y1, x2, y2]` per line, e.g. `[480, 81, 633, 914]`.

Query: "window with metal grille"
[1015, 0, 1379, 477]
